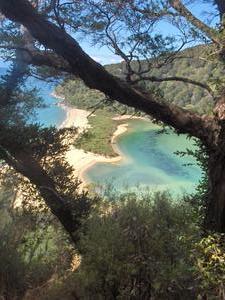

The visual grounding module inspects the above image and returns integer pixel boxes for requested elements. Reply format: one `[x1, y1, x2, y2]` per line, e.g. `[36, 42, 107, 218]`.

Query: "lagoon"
[27, 76, 66, 127]
[84, 119, 202, 195]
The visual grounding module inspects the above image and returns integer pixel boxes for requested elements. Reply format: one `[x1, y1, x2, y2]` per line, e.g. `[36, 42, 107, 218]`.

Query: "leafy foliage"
[192, 233, 225, 299]
[0, 2, 225, 298]
[72, 192, 200, 300]
[0, 185, 225, 300]
[0, 183, 74, 300]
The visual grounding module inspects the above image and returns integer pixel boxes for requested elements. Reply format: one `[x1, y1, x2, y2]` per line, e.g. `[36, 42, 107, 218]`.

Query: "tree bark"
[2, 149, 81, 243]
[205, 151, 225, 232]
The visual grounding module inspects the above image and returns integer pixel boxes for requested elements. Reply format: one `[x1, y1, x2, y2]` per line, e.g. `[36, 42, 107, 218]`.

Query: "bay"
[26, 76, 66, 127]
[85, 119, 202, 195]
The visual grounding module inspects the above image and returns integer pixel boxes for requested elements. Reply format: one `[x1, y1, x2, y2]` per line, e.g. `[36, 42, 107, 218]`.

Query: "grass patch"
[75, 110, 120, 157]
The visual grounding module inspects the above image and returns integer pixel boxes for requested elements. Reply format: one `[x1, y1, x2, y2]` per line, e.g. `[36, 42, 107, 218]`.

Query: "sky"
[0, 1, 218, 68]
[80, 42, 122, 65]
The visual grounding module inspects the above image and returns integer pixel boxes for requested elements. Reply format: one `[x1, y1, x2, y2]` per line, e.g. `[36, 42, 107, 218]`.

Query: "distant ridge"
[56, 45, 221, 115]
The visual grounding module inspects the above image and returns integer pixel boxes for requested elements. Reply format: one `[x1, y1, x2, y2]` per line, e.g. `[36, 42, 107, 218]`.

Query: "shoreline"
[52, 92, 132, 189]
[78, 122, 129, 186]
[65, 122, 129, 189]
[58, 102, 90, 130]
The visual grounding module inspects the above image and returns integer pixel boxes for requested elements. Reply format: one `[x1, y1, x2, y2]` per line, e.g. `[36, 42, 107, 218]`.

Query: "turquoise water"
[85, 120, 202, 195]
[0, 67, 66, 127]
[27, 77, 66, 127]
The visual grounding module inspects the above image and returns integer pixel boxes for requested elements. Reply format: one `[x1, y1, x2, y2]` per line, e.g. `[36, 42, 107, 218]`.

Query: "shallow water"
[27, 77, 66, 127]
[0, 67, 66, 127]
[85, 119, 202, 195]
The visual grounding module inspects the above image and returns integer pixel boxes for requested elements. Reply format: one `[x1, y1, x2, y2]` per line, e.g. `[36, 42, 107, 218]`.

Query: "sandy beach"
[63, 108, 129, 188]
[58, 102, 90, 131]
[53, 95, 132, 189]
[66, 122, 129, 187]
[53, 92, 149, 189]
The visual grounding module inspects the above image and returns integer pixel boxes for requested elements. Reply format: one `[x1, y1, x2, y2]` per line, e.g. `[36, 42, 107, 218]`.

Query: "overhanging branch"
[0, 44, 72, 73]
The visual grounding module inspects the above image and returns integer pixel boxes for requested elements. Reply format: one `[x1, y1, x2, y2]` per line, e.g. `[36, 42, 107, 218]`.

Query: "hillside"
[56, 45, 222, 115]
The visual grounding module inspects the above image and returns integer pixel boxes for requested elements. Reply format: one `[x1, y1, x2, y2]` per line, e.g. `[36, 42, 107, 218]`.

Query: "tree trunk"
[214, 0, 225, 20]
[3, 150, 81, 243]
[205, 151, 225, 232]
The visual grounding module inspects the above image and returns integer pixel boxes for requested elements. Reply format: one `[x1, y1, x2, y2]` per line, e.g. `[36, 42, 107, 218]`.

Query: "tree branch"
[0, 34, 87, 243]
[0, 0, 215, 145]
[169, 0, 220, 45]
[129, 2, 178, 19]
[0, 146, 80, 241]
[0, 44, 72, 74]
[30, 50, 72, 73]
[132, 75, 214, 96]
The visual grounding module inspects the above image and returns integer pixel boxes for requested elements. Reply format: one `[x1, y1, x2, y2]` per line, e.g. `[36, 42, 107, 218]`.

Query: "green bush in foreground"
[192, 234, 225, 299]
[1, 188, 225, 300]
[73, 192, 199, 299]
[0, 184, 73, 300]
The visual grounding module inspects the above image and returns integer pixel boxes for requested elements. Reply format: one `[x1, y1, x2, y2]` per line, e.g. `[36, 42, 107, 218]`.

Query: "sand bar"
[65, 122, 129, 189]
[58, 102, 90, 131]
[52, 92, 130, 188]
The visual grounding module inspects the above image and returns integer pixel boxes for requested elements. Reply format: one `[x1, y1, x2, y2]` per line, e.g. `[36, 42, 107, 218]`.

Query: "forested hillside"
[56, 46, 221, 114]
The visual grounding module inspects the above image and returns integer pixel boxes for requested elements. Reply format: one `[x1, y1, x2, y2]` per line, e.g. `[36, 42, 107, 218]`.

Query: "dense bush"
[42, 191, 225, 300]
[0, 185, 73, 300]
[72, 192, 199, 299]
[192, 233, 225, 299]
[1, 186, 225, 300]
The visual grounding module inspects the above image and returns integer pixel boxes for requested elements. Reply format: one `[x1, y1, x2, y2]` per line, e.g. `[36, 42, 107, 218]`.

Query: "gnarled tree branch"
[132, 75, 213, 96]
[0, 146, 77, 236]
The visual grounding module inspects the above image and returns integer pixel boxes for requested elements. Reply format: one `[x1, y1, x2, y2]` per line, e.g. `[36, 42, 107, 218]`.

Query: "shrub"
[73, 192, 200, 299]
